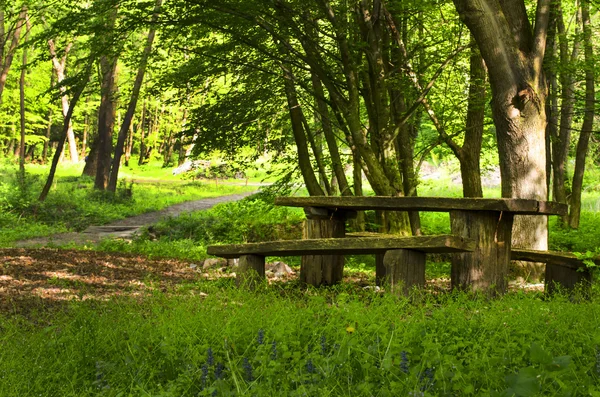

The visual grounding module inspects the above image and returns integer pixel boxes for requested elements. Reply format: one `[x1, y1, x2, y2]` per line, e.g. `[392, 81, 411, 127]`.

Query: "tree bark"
[108, 0, 161, 192]
[280, 57, 325, 196]
[453, 0, 552, 282]
[552, 6, 580, 223]
[460, 37, 486, 198]
[95, 52, 118, 190]
[0, 6, 27, 106]
[18, 9, 28, 180]
[40, 61, 91, 201]
[138, 98, 147, 165]
[48, 40, 78, 163]
[569, 0, 594, 229]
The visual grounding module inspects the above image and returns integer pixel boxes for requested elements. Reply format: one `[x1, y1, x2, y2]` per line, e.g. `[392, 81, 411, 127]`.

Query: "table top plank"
[207, 235, 476, 258]
[274, 196, 568, 216]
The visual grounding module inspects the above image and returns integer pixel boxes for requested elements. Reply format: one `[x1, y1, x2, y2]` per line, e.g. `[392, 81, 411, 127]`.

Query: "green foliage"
[549, 212, 600, 252]
[3, 287, 600, 396]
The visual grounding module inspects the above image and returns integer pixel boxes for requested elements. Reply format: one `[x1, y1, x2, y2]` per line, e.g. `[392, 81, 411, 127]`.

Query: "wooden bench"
[207, 235, 475, 294]
[275, 196, 568, 294]
[512, 249, 599, 294]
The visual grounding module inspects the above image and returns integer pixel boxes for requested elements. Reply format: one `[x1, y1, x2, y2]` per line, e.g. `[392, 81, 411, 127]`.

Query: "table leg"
[383, 249, 426, 295]
[450, 210, 513, 295]
[301, 207, 346, 286]
[236, 254, 266, 289]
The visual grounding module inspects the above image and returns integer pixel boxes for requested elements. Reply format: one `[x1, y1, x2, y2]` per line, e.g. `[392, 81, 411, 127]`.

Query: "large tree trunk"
[569, 0, 594, 229]
[108, 0, 161, 192]
[48, 40, 78, 163]
[453, 0, 551, 284]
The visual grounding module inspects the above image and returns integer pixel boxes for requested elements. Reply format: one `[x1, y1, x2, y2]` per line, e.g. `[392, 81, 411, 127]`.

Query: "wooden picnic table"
[275, 196, 568, 294]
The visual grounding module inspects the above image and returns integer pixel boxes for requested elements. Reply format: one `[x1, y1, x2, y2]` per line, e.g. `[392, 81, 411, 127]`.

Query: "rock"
[189, 263, 198, 270]
[362, 286, 381, 292]
[203, 258, 227, 270]
[266, 261, 294, 278]
[227, 258, 239, 268]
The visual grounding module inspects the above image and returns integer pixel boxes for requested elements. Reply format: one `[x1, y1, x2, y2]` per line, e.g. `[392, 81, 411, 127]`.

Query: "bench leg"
[375, 253, 386, 287]
[236, 255, 266, 289]
[383, 249, 426, 296]
[545, 263, 591, 295]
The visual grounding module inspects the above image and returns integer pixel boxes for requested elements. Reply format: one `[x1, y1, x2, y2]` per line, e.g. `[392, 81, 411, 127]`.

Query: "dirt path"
[14, 191, 256, 247]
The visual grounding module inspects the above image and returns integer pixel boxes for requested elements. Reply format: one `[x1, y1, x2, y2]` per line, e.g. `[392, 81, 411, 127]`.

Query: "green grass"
[1, 285, 600, 396]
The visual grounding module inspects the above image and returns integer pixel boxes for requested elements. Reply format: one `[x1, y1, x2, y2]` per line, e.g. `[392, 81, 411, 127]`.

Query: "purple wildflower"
[215, 362, 225, 380]
[400, 351, 409, 374]
[242, 357, 254, 382]
[207, 347, 214, 366]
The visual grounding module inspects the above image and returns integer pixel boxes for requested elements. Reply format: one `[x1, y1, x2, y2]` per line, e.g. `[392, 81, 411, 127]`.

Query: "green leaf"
[505, 367, 541, 396]
[530, 342, 552, 365]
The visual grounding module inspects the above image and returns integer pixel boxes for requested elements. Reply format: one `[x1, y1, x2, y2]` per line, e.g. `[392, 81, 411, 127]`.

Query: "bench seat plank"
[511, 249, 600, 269]
[207, 235, 475, 259]
[274, 196, 567, 216]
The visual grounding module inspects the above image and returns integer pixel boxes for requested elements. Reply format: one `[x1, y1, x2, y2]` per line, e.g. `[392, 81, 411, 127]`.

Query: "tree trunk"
[569, 0, 594, 229]
[124, 120, 134, 167]
[40, 61, 91, 201]
[0, 6, 27, 106]
[460, 37, 486, 198]
[280, 58, 324, 196]
[552, 7, 580, 223]
[108, 0, 161, 192]
[544, 11, 558, 197]
[48, 40, 78, 163]
[81, 108, 89, 158]
[95, 52, 118, 190]
[138, 98, 147, 165]
[82, 139, 98, 177]
[453, 0, 552, 284]
[18, 10, 28, 180]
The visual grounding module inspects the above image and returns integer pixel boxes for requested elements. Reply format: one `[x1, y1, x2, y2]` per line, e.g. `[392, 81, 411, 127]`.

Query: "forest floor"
[1, 191, 262, 314]
[13, 191, 256, 247]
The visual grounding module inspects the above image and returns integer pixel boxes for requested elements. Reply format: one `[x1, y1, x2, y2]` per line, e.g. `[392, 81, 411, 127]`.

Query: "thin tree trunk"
[569, 0, 594, 229]
[40, 61, 91, 201]
[544, 11, 558, 197]
[18, 11, 28, 180]
[311, 72, 351, 196]
[552, 6, 581, 223]
[81, 107, 89, 158]
[124, 118, 134, 167]
[280, 57, 324, 196]
[460, 37, 486, 198]
[0, 6, 27, 106]
[108, 0, 161, 191]
[48, 40, 78, 163]
[138, 98, 147, 165]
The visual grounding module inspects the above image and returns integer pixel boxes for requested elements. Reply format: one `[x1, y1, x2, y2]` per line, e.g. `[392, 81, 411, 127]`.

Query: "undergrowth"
[0, 169, 255, 246]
